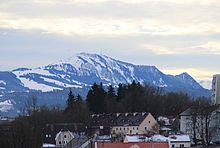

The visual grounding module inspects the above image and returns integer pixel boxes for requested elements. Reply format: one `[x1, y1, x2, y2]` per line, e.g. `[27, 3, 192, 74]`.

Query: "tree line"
[86, 81, 202, 116]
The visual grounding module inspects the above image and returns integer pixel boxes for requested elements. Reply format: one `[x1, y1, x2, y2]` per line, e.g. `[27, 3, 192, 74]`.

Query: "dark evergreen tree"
[64, 89, 75, 113]
[116, 83, 126, 102]
[86, 83, 107, 113]
[106, 85, 117, 112]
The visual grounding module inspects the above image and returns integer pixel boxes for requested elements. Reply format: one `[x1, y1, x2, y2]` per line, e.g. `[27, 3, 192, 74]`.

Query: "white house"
[55, 129, 74, 147]
[180, 106, 220, 144]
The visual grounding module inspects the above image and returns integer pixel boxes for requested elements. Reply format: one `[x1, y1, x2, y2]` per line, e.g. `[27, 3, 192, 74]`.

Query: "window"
[137, 127, 138, 130]
[64, 135, 67, 138]
[145, 127, 147, 130]
[148, 121, 150, 123]
[180, 144, 184, 147]
[124, 127, 125, 130]
[120, 127, 121, 130]
[46, 134, 48, 138]
[116, 128, 118, 130]
[59, 141, 61, 145]
[171, 144, 175, 147]
[127, 127, 129, 130]
[130, 130, 132, 134]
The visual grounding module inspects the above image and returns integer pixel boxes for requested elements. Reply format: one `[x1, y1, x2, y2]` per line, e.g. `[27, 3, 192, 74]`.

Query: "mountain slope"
[0, 53, 210, 116]
[0, 53, 210, 96]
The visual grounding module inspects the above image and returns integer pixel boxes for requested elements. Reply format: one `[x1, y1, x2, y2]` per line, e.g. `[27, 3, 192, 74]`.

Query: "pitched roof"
[91, 112, 149, 126]
[180, 105, 220, 116]
[63, 135, 89, 148]
[55, 130, 74, 141]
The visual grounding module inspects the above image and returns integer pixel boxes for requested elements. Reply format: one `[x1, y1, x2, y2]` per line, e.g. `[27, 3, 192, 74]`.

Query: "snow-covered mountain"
[0, 52, 210, 95]
[0, 53, 210, 116]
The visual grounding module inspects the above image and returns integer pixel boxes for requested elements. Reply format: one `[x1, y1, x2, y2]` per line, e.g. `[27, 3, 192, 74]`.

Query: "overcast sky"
[0, 0, 220, 89]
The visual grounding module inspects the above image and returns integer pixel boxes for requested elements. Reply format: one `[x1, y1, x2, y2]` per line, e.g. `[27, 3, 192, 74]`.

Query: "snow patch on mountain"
[0, 80, 6, 85]
[19, 77, 61, 92]
[0, 99, 15, 112]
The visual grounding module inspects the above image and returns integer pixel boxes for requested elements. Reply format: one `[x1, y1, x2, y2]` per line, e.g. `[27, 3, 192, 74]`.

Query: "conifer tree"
[86, 83, 106, 113]
[64, 88, 75, 113]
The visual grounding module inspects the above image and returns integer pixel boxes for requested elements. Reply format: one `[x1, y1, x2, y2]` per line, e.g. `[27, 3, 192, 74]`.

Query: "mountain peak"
[175, 72, 202, 90]
[1, 52, 209, 96]
[176, 72, 192, 79]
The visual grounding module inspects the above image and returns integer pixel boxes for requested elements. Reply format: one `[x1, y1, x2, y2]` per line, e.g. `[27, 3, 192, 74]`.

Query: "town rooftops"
[91, 112, 149, 126]
[124, 134, 190, 143]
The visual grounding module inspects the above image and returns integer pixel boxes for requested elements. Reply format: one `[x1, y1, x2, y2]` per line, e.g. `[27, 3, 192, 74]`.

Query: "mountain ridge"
[0, 52, 210, 95]
[0, 53, 211, 116]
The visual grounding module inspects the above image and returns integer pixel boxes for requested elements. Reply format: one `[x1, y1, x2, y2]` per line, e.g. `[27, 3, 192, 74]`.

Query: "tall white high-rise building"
[212, 74, 220, 105]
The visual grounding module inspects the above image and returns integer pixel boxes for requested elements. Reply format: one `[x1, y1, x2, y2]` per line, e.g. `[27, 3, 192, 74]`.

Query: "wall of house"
[138, 113, 158, 134]
[169, 142, 191, 148]
[212, 75, 220, 105]
[180, 115, 191, 134]
[111, 113, 159, 136]
[180, 114, 208, 143]
[111, 126, 139, 136]
[55, 131, 74, 146]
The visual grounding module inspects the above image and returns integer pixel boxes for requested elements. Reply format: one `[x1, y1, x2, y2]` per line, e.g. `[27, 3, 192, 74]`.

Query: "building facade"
[212, 74, 220, 105]
[91, 112, 159, 138]
[111, 113, 158, 136]
[55, 130, 74, 146]
[180, 106, 220, 144]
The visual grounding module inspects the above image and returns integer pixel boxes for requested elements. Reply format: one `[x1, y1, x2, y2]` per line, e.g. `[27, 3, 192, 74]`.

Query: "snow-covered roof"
[125, 134, 190, 143]
[151, 134, 168, 142]
[42, 143, 56, 147]
[160, 127, 172, 131]
[168, 135, 190, 142]
[96, 135, 111, 140]
[158, 116, 171, 125]
[125, 135, 148, 143]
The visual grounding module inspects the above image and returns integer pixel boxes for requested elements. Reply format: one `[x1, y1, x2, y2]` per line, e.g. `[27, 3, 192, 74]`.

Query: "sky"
[0, 0, 220, 89]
